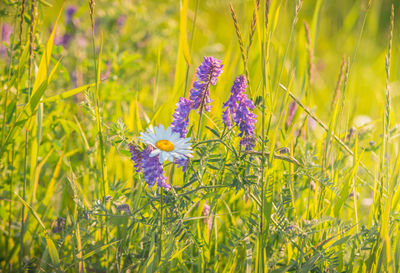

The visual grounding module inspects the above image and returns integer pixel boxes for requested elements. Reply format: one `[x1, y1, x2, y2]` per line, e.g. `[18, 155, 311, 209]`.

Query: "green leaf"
[179, 0, 190, 65]
[15, 192, 61, 266]
[42, 83, 95, 103]
[82, 240, 119, 260]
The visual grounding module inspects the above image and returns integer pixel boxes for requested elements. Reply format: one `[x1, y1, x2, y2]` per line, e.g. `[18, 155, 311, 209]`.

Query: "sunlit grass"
[0, 0, 399, 272]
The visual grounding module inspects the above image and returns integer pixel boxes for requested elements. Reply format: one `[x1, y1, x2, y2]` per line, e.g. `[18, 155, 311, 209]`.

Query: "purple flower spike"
[130, 145, 170, 190]
[171, 97, 192, 138]
[240, 136, 256, 151]
[196, 56, 224, 85]
[170, 98, 193, 171]
[141, 146, 170, 190]
[129, 144, 142, 172]
[189, 56, 223, 113]
[175, 157, 189, 172]
[222, 109, 232, 128]
[66, 6, 77, 22]
[117, 15, 127, 28]
[222, 75, 257, 150]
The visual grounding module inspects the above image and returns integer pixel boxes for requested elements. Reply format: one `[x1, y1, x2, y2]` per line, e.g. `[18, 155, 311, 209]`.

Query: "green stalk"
[20, 0, 35, 269]
[2, 3, 19, 266]
[196, 80, 212, 141]
[159, 188, 164, 264]
[258, 0, 269, 271]
[0, 0, 20, 147]
[88, 1, 109, 271]
[272, 0, 302, 104]
[20, 131, 28, 270]
[183, 0, 199, 98]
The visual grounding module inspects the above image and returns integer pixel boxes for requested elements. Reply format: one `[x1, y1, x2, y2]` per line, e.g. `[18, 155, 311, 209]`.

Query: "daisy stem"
[159, 187, 164, 262]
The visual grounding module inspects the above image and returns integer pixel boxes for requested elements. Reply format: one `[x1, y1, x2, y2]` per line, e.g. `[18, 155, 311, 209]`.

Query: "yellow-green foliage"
[0, 0, 399, 272]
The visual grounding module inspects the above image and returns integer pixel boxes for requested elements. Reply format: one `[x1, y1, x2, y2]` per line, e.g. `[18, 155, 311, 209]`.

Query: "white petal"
[154, 126, 161, 137]
[172, 153, 184, 159]
[166, 153, 174, 162]
[150, 149, 161, 157]
[159, 152, 166, 163]
[175, 147, 191, 153]
[166, 126, 172, 136]
[172, 132, 180, 139]
[139, 135, 152, 144]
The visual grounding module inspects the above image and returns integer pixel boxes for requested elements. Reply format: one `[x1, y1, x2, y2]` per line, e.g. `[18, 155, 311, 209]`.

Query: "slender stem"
[15, 0, 26, 120]
[272, 1, 301, 104]
[88, 1, 109, 271]
[184, 67, 190, 98]
[159, 188, 164, 260]
[0, 9, 18, 146]
[196, 81, 211, 140]
[89, 1, 106, 200]
[2, 6, 19, 266]
[1, 84, 9, 147]
[183, 0, 199, 98]
[20, 131, 28, 270]
[6, 145, 14, 269]
[259, 0, 269, 271]
[20, 1, 35, 269]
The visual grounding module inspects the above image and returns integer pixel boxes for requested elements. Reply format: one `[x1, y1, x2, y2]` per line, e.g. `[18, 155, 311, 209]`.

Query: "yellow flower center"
[156, 140, 175, 152]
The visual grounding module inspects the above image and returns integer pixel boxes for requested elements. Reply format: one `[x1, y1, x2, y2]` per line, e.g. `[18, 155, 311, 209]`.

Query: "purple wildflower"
[129, 143, 142, 172]
[171, 97, 193, 171]
[141, 146, 171, 190]
[54, 6, 77, 48]
[129, 144, 170, 190]
[174, 157, 189, 172]
[240, 136, 256, 151]
[55, 6, 77, 48]
[117, 15, 127, 28]
[189, 56, 223, 113]
[55, 33, 73, 48]
[196, 56, 223, 84]
[222, 75, 257, 150]
[66, 6, 77, 23]
[171, 97, 192, 138]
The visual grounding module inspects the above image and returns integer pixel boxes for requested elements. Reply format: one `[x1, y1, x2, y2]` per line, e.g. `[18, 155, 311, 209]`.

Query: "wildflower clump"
[171, 56, 224, 170]
[222, 75, 257, 150]
[189, 56, 223, 113]
[130, 56, 224, 186]
[130, 125, 193, 190]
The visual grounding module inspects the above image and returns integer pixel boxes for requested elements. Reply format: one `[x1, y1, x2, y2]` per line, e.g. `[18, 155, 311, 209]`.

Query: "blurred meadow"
[1, 0, 400, 271]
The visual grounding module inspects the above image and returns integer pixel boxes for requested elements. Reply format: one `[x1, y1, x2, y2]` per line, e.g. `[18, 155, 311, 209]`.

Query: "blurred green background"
[1, 0, 399, 271]
[2, 0, 398, 121]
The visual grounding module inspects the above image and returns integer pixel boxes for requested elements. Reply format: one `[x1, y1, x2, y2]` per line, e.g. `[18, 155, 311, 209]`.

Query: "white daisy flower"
[139, 125, 193, 164]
